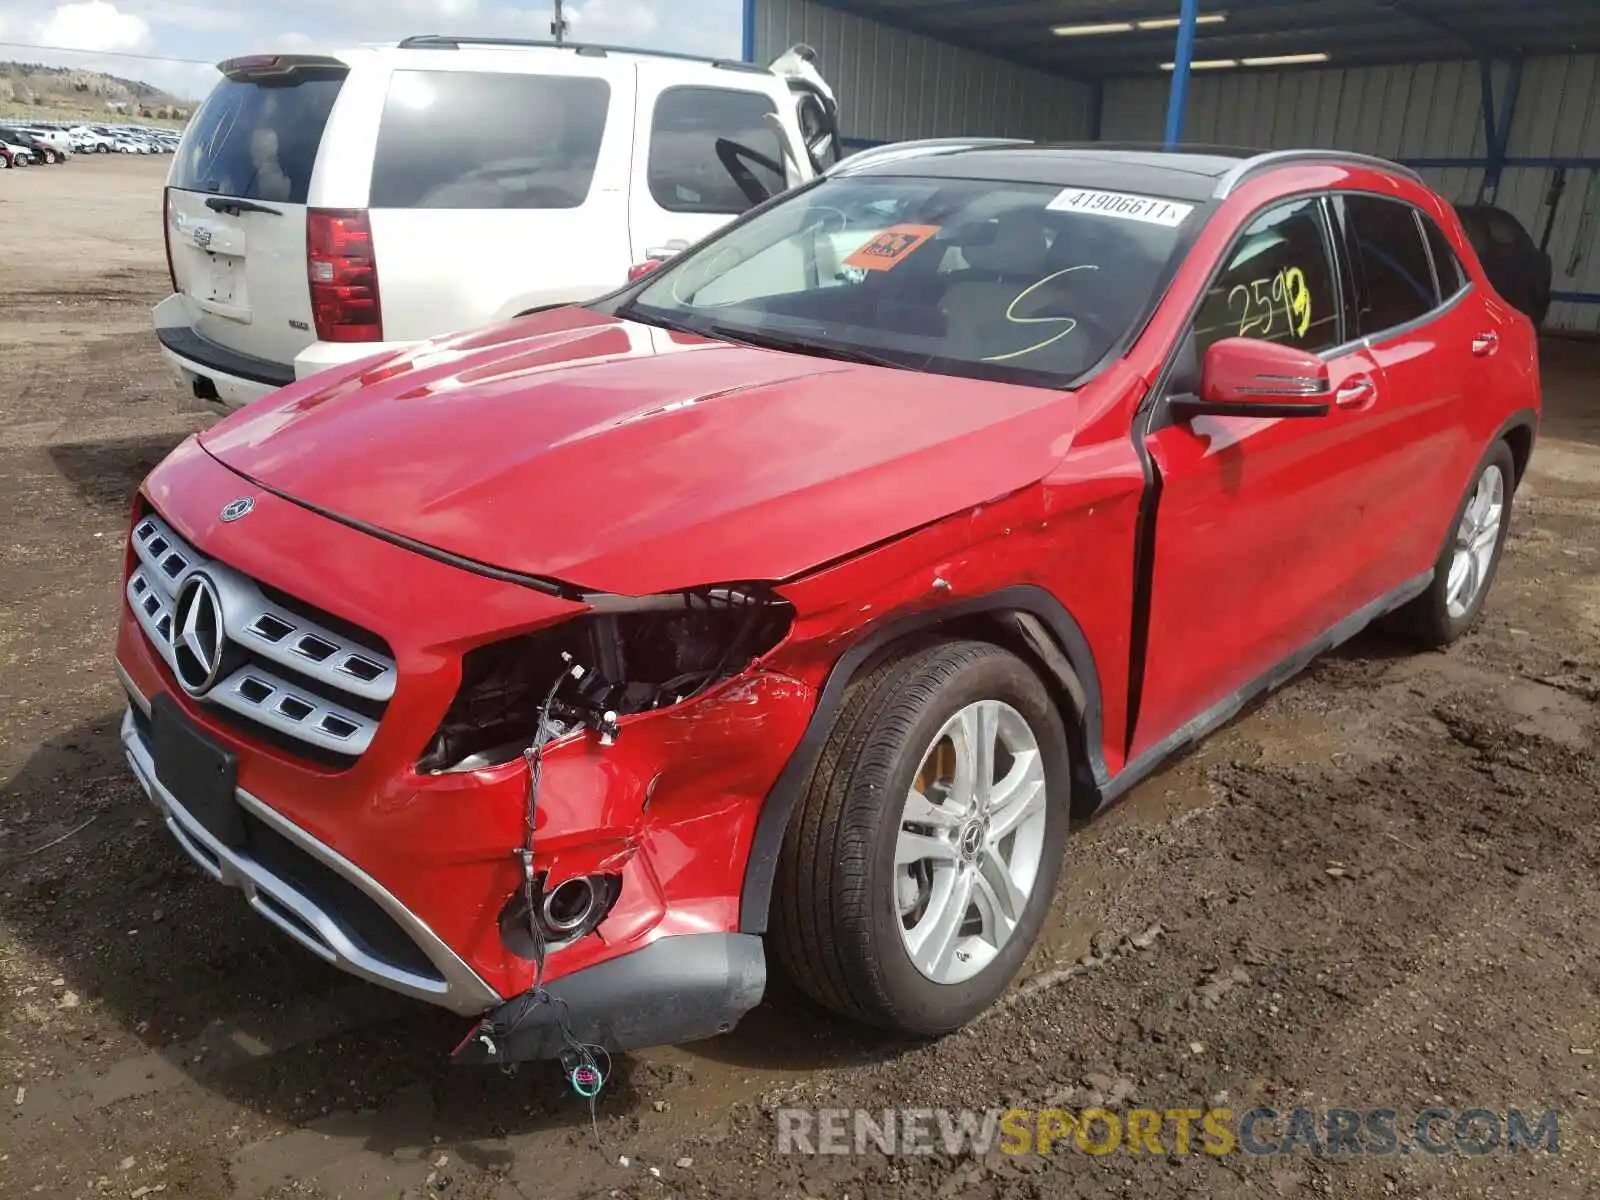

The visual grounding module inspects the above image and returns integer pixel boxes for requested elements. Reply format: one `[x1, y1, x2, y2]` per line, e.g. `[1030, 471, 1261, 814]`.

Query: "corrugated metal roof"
[812, 0, 1600, 78]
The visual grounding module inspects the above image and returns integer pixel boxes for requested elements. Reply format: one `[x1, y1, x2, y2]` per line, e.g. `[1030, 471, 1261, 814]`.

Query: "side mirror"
[628, 259, 665, 283]
[1171, 337, 1332, 420]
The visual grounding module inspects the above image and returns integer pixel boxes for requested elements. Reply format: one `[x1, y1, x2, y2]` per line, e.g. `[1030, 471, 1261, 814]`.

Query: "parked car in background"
[16, 126, 70, 159]
[0, 141, 29, 168]
[0, 127, 63, 164]
[117, 144, 1538, 1062]
[153, 37, 840, 410]
[70, 125, 116, 153]
[1455, 203, 1552, 326]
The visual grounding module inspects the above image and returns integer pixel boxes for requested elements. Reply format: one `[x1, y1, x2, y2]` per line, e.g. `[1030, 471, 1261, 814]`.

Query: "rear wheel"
[1389, 441, 1516, 646]
[771, 640, 1070, 1036]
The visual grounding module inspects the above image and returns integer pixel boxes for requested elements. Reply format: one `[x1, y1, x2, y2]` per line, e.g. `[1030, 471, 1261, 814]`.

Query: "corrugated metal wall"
[1501, 56, 1600, 333]
[1103, 56, 1600, 332]
[750, 0, 1090, 144]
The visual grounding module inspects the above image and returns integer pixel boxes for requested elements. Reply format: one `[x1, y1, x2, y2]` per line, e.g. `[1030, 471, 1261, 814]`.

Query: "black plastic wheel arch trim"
[1491, 408, 1540, 487]
[737, 584, 1108, 934]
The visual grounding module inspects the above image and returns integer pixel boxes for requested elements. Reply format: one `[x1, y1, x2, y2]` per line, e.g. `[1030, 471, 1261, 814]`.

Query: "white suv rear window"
[172, 69, 347, 204]
[369, 71, 610, 210]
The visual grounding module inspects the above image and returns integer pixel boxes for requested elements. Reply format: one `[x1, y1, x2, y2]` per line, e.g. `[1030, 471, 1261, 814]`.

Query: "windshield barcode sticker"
[1047, 189, 1195, 227]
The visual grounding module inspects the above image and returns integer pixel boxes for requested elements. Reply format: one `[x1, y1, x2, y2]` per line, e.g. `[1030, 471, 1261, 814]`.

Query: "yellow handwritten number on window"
[1280, 266, 1312, 338]
[1228, 266, 1313, 342]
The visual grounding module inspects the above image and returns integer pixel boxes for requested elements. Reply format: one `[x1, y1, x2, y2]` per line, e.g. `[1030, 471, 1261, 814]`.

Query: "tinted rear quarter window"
[370, 71, 610, 209]
[1342, 195, 1439, 336]
[648, 86, 784, 215]
[1421, 215, 1467, 296]
[172, 69, 347, 204]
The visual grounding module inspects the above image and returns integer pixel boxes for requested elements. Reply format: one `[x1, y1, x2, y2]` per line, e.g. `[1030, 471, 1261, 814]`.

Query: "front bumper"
[118, 675, 501, 1017]
[121, 677, 773, 1058]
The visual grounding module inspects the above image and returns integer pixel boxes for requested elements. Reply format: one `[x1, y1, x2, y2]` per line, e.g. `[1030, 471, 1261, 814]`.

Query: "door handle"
[1335, 376, 1377, 408]
[1472, 331, 1500, 357]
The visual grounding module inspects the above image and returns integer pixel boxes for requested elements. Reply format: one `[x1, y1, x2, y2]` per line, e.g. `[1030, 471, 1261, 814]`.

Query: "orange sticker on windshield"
[844, 224, 942, 271]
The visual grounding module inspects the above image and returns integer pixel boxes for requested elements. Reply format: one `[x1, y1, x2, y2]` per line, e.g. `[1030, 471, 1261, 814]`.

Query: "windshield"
[615, 174, 1193, 387]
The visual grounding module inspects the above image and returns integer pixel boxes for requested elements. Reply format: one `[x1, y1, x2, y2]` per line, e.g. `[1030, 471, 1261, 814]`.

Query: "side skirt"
[1094, 569, 1434, 811]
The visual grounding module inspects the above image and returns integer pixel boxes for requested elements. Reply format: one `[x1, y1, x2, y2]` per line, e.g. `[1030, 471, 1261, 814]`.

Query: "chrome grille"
[127, 513, 396, 758]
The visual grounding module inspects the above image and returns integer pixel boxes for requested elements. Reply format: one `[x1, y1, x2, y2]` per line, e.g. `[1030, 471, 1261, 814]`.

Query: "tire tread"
[772, 640, 1058, 1030]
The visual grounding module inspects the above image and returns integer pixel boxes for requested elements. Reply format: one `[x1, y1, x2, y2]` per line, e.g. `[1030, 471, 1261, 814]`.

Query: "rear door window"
[172, 68, 347, 204]
[1340, 195, 1440, 335]
[648, 86, 785, 215]
[370, 71, 610, 209]
[1193, 197, 1342, 355]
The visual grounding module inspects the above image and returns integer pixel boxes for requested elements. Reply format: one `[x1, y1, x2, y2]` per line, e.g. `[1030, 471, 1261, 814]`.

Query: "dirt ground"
[2, 155, 1598, 1200]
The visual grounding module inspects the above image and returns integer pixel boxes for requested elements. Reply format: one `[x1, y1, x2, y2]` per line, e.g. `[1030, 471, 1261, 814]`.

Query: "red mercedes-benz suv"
[116, 144, 1540, 1063]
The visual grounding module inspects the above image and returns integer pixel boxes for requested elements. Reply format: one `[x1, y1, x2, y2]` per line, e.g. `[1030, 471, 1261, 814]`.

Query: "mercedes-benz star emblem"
[219, 497, 254, 523]
[172, 574, 226, 696]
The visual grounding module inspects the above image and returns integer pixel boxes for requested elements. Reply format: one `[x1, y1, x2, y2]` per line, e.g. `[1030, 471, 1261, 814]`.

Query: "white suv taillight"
[307, 208, 382, 343]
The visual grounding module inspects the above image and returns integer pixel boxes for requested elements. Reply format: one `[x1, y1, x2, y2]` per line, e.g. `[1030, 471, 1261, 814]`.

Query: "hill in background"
[0, 61, 193, 124]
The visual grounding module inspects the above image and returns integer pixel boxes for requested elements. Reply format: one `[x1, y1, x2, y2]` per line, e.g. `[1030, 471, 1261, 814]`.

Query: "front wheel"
[772, 640, 1070, 1036]
[1389, 441, 1516, 646]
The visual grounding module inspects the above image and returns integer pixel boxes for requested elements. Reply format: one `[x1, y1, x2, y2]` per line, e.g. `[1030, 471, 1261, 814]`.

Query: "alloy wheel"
[894, 699, 1049, 985]
[1446, 463, 1505, 619]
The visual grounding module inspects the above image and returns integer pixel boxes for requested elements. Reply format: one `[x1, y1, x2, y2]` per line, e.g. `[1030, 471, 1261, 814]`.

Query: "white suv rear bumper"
[154, 295, 413, 412]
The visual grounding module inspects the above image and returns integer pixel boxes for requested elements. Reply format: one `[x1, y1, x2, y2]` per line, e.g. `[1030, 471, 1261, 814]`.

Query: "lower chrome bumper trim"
[117, 690, 501, 1016]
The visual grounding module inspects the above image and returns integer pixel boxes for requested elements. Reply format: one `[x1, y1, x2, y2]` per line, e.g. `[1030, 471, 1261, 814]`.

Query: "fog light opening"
[497, 872, 621, 960]
[541, 876, 598, 936]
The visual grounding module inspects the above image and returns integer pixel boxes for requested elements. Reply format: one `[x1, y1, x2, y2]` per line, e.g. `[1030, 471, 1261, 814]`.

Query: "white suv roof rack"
[395, 34, 769, 74]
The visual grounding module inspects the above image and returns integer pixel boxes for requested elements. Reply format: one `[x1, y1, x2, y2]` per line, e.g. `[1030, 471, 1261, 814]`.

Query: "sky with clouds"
[0, 0, 744, 100]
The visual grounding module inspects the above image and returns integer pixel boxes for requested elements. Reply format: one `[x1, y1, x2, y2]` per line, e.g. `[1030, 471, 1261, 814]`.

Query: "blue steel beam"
[1478, 56, 1524, 203]
[1163, 0, 1201, 148]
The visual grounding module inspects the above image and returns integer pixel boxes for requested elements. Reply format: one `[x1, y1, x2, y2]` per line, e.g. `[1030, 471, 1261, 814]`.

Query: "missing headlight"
[419, 585, 793, 773]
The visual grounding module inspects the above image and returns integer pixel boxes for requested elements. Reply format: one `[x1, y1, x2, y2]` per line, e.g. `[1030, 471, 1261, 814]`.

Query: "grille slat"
[126, 512, 395, 762]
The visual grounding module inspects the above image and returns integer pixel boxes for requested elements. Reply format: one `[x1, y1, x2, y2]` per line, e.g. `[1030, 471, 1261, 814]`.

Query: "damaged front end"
[421, 584, 795, 775]
[438, 582, 808, 1064]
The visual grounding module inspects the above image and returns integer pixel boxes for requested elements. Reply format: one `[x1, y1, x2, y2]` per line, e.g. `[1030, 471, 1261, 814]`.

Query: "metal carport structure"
[745, 0, 1600, 330]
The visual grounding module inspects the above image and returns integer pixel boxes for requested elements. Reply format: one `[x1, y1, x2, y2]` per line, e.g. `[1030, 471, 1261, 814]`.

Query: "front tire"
[772, 640, 1070, 1036]
[1390, 440, 1516, 647]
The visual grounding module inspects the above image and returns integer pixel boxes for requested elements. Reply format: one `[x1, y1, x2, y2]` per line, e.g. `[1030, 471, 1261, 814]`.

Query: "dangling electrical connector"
[570, 1060, 604, 1098]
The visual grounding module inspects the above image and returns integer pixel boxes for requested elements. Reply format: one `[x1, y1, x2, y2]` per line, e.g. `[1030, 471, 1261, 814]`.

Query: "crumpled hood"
[199, 308, 1082, 595]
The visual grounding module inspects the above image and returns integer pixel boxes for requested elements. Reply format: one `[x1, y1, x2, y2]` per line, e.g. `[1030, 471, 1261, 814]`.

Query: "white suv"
[154, 36, 840, 411]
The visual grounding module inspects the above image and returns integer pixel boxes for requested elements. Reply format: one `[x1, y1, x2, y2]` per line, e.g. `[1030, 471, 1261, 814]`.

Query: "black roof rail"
[396, 34, 768, 73]
[1213, 149, 1424, 198]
